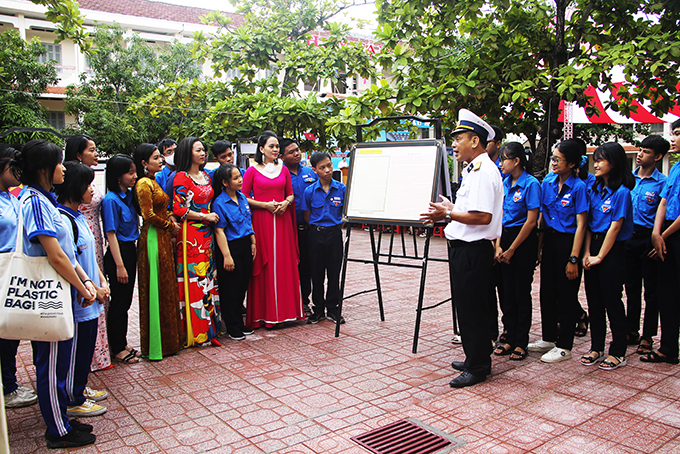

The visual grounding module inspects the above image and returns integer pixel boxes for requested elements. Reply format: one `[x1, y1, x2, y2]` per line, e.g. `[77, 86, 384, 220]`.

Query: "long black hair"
[592, 142, 635, 191]
[64, 134, 94, 162]
[105, 154, 134, 193]
[499, 141, 532, 172]
[553, 139, 582, 174]
[212, 163, 239, 201]
[54, 161, 94, 204]
[133, 143, 158, 180]
[175, 137, 205, 172]
[0, 145, 20, 183]
[15, 140, 63, 187]
[254, 131, 278, 165]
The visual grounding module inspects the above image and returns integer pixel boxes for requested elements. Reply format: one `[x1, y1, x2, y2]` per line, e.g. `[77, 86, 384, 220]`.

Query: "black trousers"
[658, 229, 680, 359]
[488, 262, 504, 342]
[539, 232, 580, 350]
[624, 230, 659, 338]
[297, 227, 312, 306]
[215, 237, 253, 333]
[308, 227, 343, 316]
[449, 239, 494, 377]
[500, 227, 538, 350]
[104, 240, 137, 355]
[585, 237, 627, 357]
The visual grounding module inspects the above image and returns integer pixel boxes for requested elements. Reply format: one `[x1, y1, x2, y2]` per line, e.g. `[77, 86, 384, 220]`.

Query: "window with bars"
[47, 112, 65, 130]
[39, 43, 62, 72]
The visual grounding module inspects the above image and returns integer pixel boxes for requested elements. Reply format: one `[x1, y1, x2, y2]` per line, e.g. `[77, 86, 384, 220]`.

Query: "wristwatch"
[568, 255, 578, 264]
[445, 210, 452, 222]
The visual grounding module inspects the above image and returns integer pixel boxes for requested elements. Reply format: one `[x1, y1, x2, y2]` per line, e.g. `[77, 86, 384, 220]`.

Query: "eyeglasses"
[550, 156, 566, 163]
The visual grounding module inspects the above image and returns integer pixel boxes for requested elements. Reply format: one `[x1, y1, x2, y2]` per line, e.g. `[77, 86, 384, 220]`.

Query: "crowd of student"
[0, 131, 346, 449]
[483, 119, 680, 378]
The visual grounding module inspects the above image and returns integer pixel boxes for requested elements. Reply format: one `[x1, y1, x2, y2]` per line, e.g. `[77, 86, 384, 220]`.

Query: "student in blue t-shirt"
[55, 161, 110, 417]
[155, 138, 177, 199]
[625, 135, 669, 354]
[530, 140, 588, 364]
[15, 140, 96, 448]
[101, 154, 140, 364]
[208, 140, 245, 180]
[212, 163, 256, 341]
[302, 152, 346, 325]
[0, 146, 39, 410]
[280, 138, 317, 314]
[582, 143, 634, 371]
[493, 142, 541, 361]
[648, 118, 680, 365]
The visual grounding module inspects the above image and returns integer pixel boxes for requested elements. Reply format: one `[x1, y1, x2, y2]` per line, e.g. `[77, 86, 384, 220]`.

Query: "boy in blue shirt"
[302, 152, 346, 324]
[281, 138, 318, 315]
[208, 140, 245, 180]
[648, 119, 680, 364]
[625, 135, 669, 354]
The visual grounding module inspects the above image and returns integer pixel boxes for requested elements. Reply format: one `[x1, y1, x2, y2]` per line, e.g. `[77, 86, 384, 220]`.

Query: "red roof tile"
[77, 0, 243, 27]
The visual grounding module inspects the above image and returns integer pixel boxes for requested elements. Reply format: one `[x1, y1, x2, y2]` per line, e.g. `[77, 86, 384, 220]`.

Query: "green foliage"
[31, 0, 90, 51]
[65, 24, 201, 155]
[0, 29, 60, 144]
[374, 0, 680, 175]
[194, 0, 377, 98]
[574, 123, 653, 148]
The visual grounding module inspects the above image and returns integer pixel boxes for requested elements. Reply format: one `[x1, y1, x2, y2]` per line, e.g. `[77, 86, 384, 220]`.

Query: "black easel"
[334, 117, 459, 353]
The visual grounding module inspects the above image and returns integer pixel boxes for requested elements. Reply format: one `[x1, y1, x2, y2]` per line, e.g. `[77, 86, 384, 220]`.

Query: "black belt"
[310, 224, 342, 231]
[592, 232, 606, 241]
[502, 226, 523, 234]
[632, 227, 652, 238]
[542, 227, 572, 235]
[447, 239, 491, 248]
[298, 224, 309, 231]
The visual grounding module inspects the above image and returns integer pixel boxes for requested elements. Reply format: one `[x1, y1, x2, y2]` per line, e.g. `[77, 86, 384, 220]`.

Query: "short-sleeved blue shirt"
[101, 189, 139, 242]
[502, 171, 541, 228]
[155, 166, 173, 197]
[0, 190, 18, 253]
[588, 183, 633, 241]
[212, 190, 254, 241]
[289, 164, 318, 225]
[302, 179, 346, 227]
[631, 167, 666, 229]
[541, 172, 588, 234]
[494, 156, 510, 180]
[661, 162, 680, 221]
[207, 166, 245, 180]
[59, 206, 102, 322]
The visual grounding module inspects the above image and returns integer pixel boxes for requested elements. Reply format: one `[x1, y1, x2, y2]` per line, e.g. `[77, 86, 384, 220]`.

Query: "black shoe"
[327, 312, 346, 324]
[227, 329, 245, 341]
[307, 312, 324, 324]
[241, 327, 254, 336]
[451, 361, 491, 376]
[241, 304, 247, 315]
[449, 371, 486, 388]
[45, 429, 96, 449]
[70, 419, 93, 433]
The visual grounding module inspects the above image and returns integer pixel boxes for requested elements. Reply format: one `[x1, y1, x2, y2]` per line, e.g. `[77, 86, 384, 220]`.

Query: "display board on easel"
[344, 139, 448, 226]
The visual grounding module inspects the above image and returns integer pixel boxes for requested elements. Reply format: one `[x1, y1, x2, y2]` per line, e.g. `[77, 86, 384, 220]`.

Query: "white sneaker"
[541, 347, 572, 363]
[67, 399, 107, 417]
[83, 386, 108, 402]
[4, 386, 38, 408]
[528, 339, 556, 352]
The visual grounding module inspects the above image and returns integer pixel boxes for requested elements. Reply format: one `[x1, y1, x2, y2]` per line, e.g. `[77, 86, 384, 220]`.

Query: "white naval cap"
[450, 108, 495, 142]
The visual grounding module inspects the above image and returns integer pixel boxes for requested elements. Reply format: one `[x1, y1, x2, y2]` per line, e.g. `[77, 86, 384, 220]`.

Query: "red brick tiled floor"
[5, 228, 680, 453]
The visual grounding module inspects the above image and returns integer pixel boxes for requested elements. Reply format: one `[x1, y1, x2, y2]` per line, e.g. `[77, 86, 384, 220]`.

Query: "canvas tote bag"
[0, 195, 74, 341]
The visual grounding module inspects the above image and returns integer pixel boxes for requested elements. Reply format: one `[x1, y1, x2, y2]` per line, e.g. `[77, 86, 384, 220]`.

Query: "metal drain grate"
[351, 419, 454, 454]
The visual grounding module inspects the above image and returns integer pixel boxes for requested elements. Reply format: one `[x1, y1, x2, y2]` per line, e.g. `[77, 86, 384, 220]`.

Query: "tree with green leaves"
[134, 0, 382, 151]
[0, 29, 59, 144]
[65, 24, 201, 155]
[30, 0, 90, 51]
[374, 0, 680, 174]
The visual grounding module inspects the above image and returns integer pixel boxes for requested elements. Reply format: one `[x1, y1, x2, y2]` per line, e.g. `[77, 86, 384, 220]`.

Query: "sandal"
[599, 355, 627, 370]
[493, 343, 513, 356]
[509, 347, 527, 361]
[580, 350, 604, 366]
[497, 331, 508, 344]
[126, 347, 142, 358]
[575, 313, 589, 337]
[636, 337, 653, 355]
[113, 351, 140, 364]
[640, 351, 680, 364]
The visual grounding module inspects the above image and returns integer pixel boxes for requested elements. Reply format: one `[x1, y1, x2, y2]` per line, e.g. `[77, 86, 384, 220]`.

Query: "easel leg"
[335, 224, 353, 337]
[369, 225, 385, 321]
[412, 227, 433, 354]
[449, 241, 460, 341]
